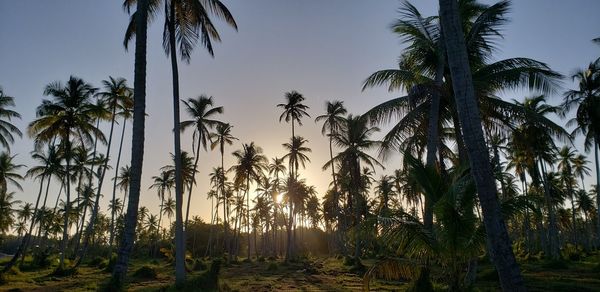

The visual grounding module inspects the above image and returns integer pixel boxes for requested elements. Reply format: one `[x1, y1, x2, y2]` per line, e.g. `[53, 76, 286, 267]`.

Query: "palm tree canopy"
[0, 87, 23, 151]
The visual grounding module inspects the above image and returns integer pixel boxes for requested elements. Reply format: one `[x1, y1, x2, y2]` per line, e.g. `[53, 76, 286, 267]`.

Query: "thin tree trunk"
[246, 177, 251, 259]
[185, 136, 202, 229]
[111, 0, 148, 285]
[539, 160, 559, 259]
[423, 36, 445, 231]
[58, 138, 71, 268]
[438, 0, 525, 290]
[109, 116, 128, 251]
[76, 102, 119, 267]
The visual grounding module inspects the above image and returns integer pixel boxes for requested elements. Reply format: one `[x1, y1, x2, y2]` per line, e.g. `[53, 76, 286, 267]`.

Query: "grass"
[0, 254, 598, 291]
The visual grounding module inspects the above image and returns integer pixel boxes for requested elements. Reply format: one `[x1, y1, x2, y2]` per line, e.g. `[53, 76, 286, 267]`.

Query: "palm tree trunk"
[108, 116, 128, 251]
[185, 136, 202, 229]
[76, 102, 119, 267]
[424, 37, 445, 231]
[539, 160, 559, 259]
[2, 176, 45, 272]
[438, 0, 525, 290]
[246, 177, 251, 259]
[59, 138, 71, 268]
[167, 3, 186, 284]
[111, 0, 148, 285]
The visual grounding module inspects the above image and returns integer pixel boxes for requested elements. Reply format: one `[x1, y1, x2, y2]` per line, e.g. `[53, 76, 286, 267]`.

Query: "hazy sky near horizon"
[0, 0, 599, 225]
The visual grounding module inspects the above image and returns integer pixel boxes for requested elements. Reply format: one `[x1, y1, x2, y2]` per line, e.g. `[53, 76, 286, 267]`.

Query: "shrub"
[267, 262, 278, 271]
[132, 265, 158, 280]
[101, 253, 117, 272]
[32, 248, 52, 268]
[257, 256, 265, 262]
[267, 256, 277, 261]
[89, 256, 104, 267]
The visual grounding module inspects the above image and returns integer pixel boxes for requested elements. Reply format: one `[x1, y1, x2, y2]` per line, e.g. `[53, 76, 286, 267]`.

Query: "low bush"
[267, 262, 278, 271]
[132, 265, 158, 280]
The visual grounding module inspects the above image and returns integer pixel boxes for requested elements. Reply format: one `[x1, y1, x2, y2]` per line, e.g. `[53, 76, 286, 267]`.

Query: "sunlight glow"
[276, 193, 284, 204]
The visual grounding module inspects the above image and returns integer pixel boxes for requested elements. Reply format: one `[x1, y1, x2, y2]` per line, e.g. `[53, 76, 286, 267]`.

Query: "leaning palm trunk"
[111, 0, 149, 285]
[185, 137, 202, 229]
[438, 0, 525, 290]
[109, 116, 128, 251]
[167, 3, 186, 285]
[2, 176, 45, 272]
[76, 101, 119, 267]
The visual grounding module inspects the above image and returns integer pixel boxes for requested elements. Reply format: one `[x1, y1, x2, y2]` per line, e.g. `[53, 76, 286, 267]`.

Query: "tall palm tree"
[437, 0, 524, 289]
[315, 100, 347, 191]
[557, 146, 579, 242]
[230, 142, 267, 259]
[282, 136, 311, 180]
[0, 87, 22, 152]
[210, 122, 236, 256]
[181, 95, 223, 228]
[125, 0, 237, 283]
[78, 77, 133, 266]
[0, 153, 24, 235]
[150, 170, 174, 237]
[267, 157, 286, 256]
[562, 60, 600, 243]
[0, 192, 21, 235]
[28, 76, 104, 269]
[324, 115, 382, 261]
[277, 91, 310, 178]
[112, 0, 150, 284]
[116, 165, 132, 215]
[573, 154, 591, 191]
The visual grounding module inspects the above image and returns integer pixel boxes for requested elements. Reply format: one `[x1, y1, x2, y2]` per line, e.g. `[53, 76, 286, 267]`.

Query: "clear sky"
[0, 0, 599, 224]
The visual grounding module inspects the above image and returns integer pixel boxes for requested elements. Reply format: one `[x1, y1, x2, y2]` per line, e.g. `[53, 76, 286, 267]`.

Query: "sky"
[0, 0, 599, 225]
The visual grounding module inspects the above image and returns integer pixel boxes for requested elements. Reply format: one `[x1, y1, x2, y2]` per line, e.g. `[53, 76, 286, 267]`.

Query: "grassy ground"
[0, 254, 599, 291]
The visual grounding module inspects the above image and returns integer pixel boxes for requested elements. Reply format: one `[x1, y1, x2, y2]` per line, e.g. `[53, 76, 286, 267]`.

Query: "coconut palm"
[437, 0, 524, 289]
[112, 0, 150, 284]
[209, 122, 236, 255]
[562, 60, 600, 242]
[125, 0, 237, 282]
[0, 192, 22, 235]
[315, 101, 347, 190]
[28, 76, 104, 268]
[557, 146, 579, 241]
[180, 95, 223, 228]
[324, 115, 383, 260]
[77, 77, 133, 266]
[282, 136, 311, 180]
[0, 87, 22, 152]
[150, 170, 174, 237]
[230, 142, 267, 259]
[277, 91, 310, 178]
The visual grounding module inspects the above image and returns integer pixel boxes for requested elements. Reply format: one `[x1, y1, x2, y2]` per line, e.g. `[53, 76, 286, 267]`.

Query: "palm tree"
[277, 91, 310, 178]
[112, 0, 150, 284]
[210, 122, 237, 256]
[181, 95, 223, 228]
[282, 136, 311, 180]
[0, 87, 22, 152]
[125, 0, 237, 283]
[78, 77, 132, 265]
[230, 142, 267, 259]
[109, 165, 132, 249]
[162, 196, 176, 228]
[562, 60, 600, 243]
[0, 192, 21, 235]
[437, 0, 524, 289]
[573, 154, 591, 191]
[557, 146, 579, 243]
[28, 76, 104, 269]
[315, 101, 347, 190]
[324, 115, 382, 261]
[150, 170, 174, 238]
[267, 157, 286, 256]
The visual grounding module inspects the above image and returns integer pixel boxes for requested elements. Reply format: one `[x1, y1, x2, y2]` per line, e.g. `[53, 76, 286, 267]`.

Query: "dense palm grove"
[1, 0, 599, 291]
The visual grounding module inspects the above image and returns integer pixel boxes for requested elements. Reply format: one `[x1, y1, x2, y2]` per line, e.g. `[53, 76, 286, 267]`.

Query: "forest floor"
[1, 253, 599, 291]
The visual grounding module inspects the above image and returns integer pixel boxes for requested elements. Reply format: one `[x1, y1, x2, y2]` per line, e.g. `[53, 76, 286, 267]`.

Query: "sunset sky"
[1, 0, 599, 224]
